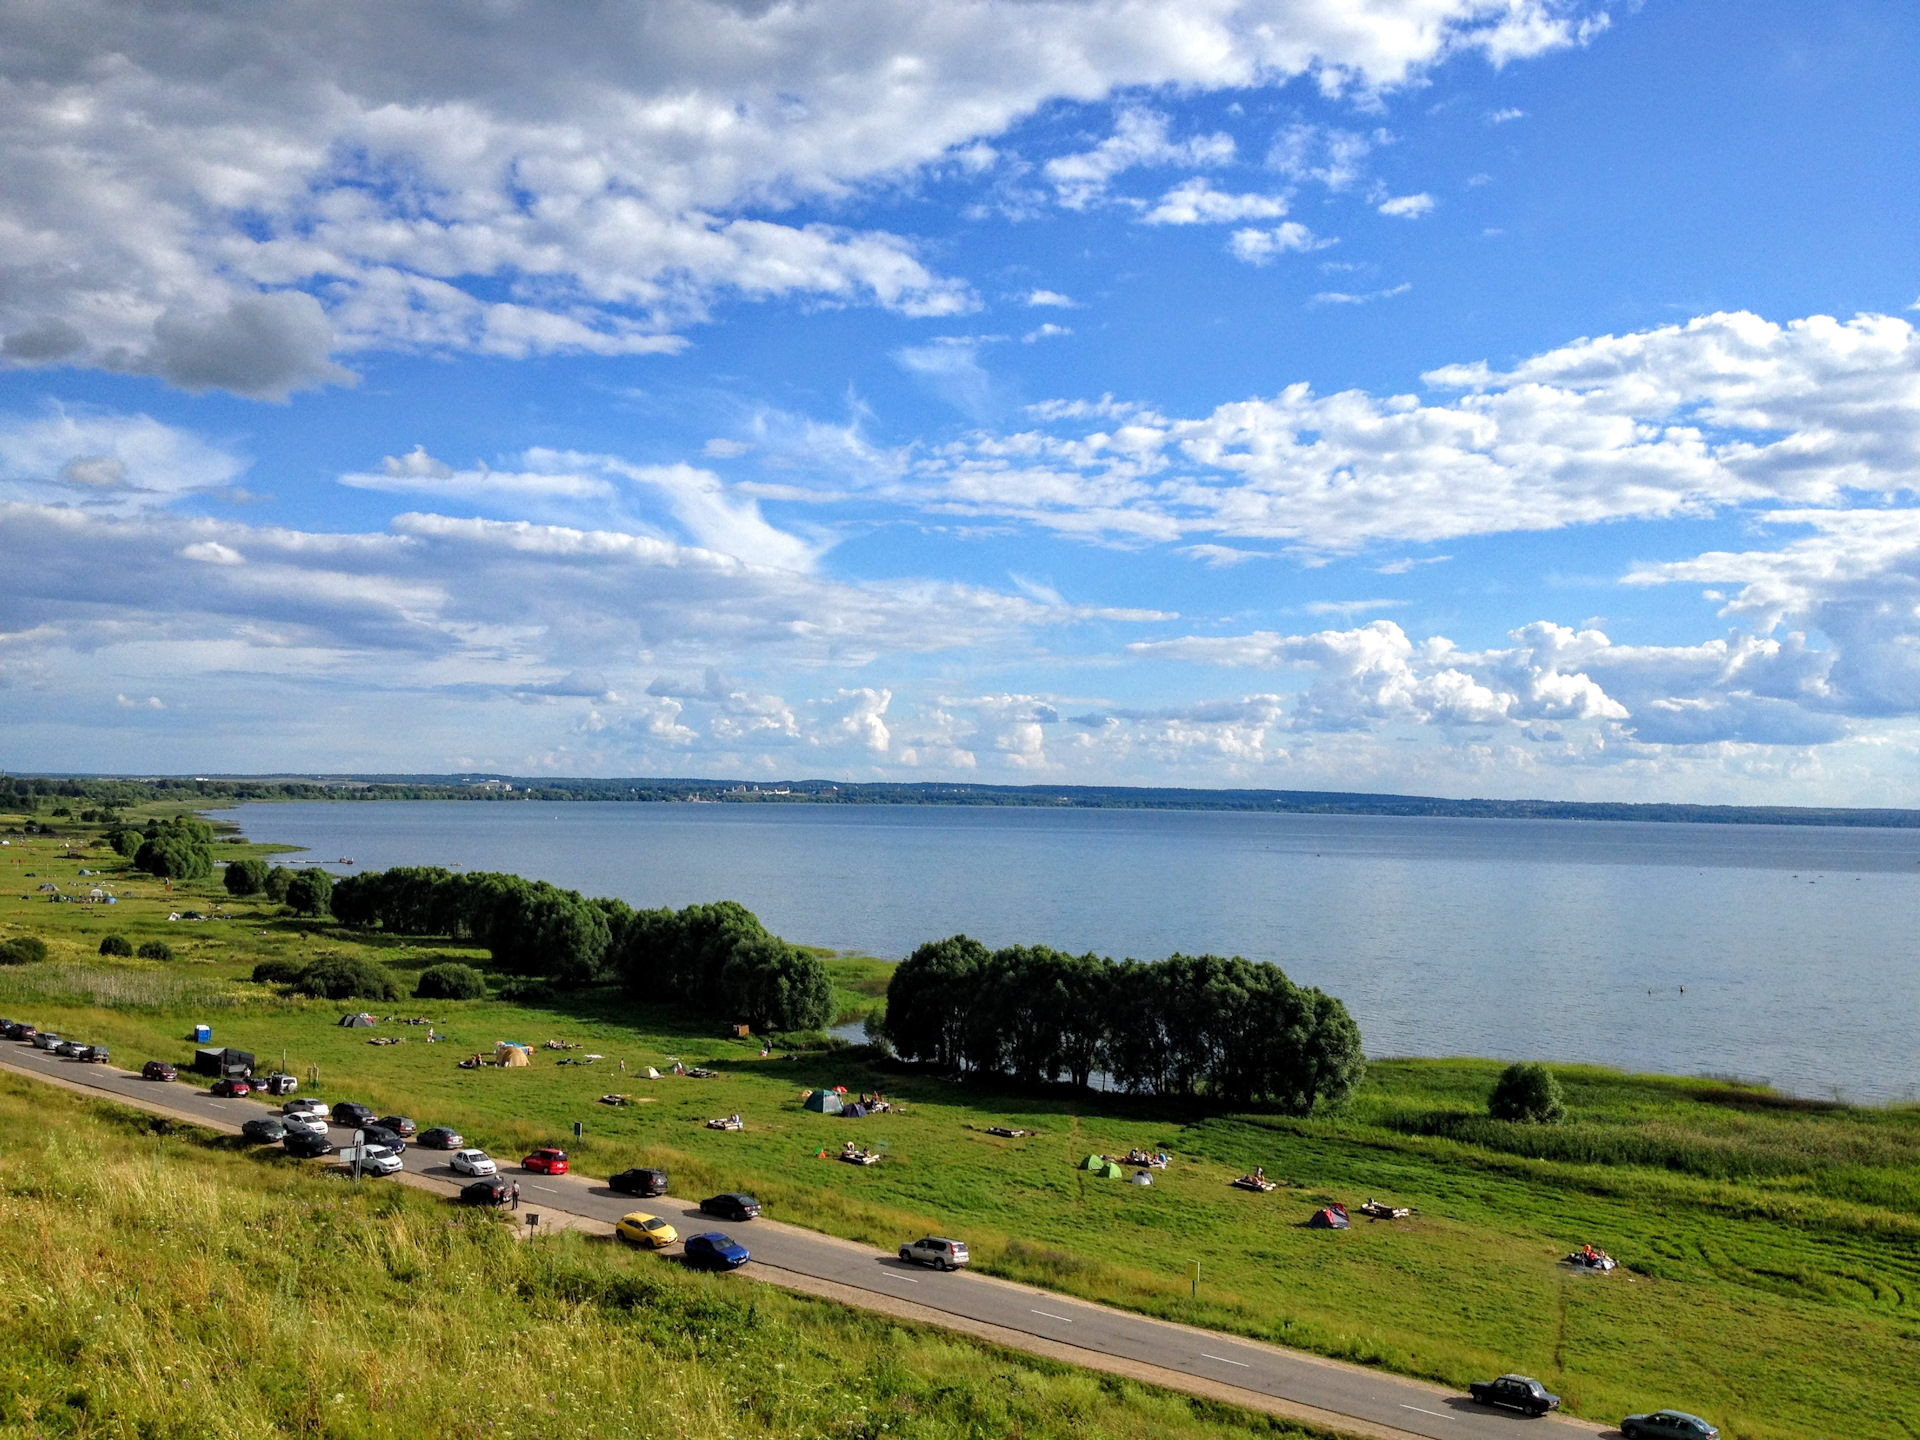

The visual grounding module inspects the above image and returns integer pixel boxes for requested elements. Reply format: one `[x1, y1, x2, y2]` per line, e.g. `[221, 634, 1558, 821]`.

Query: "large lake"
[229, 801, 1920, 1104]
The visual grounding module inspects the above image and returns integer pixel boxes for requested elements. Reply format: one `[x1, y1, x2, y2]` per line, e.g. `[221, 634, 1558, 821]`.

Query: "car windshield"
[643, 1219, 668, 1231]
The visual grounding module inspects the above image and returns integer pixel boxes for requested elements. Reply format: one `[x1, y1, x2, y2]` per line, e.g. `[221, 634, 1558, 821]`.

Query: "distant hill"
[6, 771, 1920, 828]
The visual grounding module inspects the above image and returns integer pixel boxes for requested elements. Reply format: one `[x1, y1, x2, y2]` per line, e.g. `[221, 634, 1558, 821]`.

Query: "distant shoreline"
[9, 771, 1920, 828]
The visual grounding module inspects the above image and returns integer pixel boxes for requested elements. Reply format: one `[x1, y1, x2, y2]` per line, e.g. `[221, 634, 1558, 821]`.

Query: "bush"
[134, 835, 212, 882]
[109, 829, 143, 859]
[1489, 1061, 1567, 1124]
[0, 936, 49, 966]
[98, 935, 134, 957]
[415, 962, 488, 1000]
[285, 868, 334, 917]
[294, 954, 403, 1001]
[263, 867, 294, 903]
[136, 940, 175, 962]
[224, 858, 270, 897]
[250, 957, 306, 984]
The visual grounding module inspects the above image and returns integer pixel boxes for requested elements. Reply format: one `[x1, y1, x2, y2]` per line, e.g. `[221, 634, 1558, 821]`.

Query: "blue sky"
[2, 0, 1919, 800]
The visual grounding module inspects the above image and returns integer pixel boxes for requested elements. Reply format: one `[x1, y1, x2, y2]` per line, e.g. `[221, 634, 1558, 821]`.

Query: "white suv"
[451, 1149, 497, 1177]
[282, 1111, 328, 1137]
[357, 1146, 403, 1177]
[898, 1237, 969, 1271]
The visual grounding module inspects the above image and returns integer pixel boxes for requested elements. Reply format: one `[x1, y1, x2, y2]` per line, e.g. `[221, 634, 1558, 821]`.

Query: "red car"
[211, 1076, 252, 1097]
[522, 1147, 569, 1175]
[142, 1060, 178, 1081]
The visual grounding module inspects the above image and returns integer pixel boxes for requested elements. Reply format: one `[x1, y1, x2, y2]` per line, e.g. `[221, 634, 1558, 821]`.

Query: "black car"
[1468, 1375, 1560, 1417]
[142, 1060, 178, 1081]
[360, 1124, 407, 1154]
[461, 1177, 512, 1206]
[699, 1192, 761, 1222]
[417, 1126, 464, 1150]
[375, 1115, 417, 1139]
[1623, 1412, 1719, 1440]
[0, 1020, 29, 1040]
[284, 1131, 336, 1159]
[331, 1101, 376, 1127]
[610, 1167, 669, 1197]
[241, 1116, 288, 1143]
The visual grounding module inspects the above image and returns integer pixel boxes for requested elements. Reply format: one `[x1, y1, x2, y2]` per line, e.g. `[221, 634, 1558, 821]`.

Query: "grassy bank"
[0, 1071, 1347, 1440]
[5, 810, 1920, 1438]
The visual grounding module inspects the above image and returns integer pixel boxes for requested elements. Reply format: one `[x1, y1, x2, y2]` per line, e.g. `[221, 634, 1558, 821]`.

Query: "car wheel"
[940, 1261, 953, 1271]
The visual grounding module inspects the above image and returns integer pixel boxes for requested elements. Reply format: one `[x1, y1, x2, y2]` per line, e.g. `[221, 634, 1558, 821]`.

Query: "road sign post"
[573, 1119, 582, 1140]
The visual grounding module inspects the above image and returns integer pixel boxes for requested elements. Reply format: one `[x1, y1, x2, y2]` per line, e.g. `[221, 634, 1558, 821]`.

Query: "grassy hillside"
[5, 809, 1920, 1438]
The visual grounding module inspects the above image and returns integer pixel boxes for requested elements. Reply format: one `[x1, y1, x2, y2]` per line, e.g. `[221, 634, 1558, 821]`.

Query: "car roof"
[1497, 1375, 1541, 1385]
[621, 1211, 660, 1223]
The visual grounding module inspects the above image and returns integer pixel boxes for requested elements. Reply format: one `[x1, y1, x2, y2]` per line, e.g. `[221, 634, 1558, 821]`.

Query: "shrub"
[109, 829, 144, 859]
[0, 936, 49, 965]
[285, 868, 334, 917]
[415, 962, 488, 1000]
[136, 940, 175, 962]
[224, 858, 270, 897]
[294, 954, 402, 1002]
[250, 957, 306, 984]
[98, 935, 134, 957]
[1488, 1061, 1566, 1124]
[263, 867, 294, 903]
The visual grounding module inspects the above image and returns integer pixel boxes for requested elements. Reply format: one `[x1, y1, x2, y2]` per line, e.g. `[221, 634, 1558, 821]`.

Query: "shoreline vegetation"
[3, 802, 1920, 1438]
[7, 770, 1920, 828]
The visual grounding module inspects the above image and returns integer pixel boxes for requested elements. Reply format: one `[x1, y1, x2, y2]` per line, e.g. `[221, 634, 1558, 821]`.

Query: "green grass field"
[4, 807, 1919, 1439]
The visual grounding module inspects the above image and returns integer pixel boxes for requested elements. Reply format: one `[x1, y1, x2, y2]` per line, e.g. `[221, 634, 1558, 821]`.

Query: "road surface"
[0, 1042, 1615, 1440]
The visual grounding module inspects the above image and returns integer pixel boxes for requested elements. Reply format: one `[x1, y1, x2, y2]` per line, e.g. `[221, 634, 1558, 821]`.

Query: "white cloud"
[0, 407, 247, 513]
[1377, 192, 1435, 218]
[1044, 109, 1236, 208]
[1487, 107, 1526, 123]
[1022, 323, 1073, 343]
[1266, 124, 1377, 191]
[1023, 290, 1077, 308]
[1143, 179, 1291, 225]
[115, 693, 165, 710]
[1228, 223, 1329, 264]
[1177, 543, 1266, 567]
[1311, 281, 1412, 304]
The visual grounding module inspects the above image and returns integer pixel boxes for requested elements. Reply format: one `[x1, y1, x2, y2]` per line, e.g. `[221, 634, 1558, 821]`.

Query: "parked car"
[73, 1044, 109, 1063]
[682, 1232, 750, 1270]
[258, 1072, 299, 1097]
[375, 1115, 417, 1139]
[359, 1124, 407, 1154]
[282, 1096, 327, 1116]
[461, 1177, 511, 1206]
[699, 1192, 760, 1222]
[284, 1131, 336, 1159]
[241, 1117, 288, 1143]
[898, 1237, 970, 1271]
[282, 1111, 329, 1137]
[211, 1076, 252, 1097]
[1468, 1376, 1560, 1417]
[331, 1101, 376, 1127]
[451, 1149, 497, 1177]
[1, 1021, 37, 1041]
[1623, 1412, 1719, 1440]
[523, 1147, 569, 1175]
[53, 1039, 86, 1058]
[417, 1126, 464, 1150]
[610, 1167, 669, 1197]
[356, 1146, 403, 1177]
[142, 1060, 178, 1081]
[615, 1211, 679, 1248]
[31, 1031, 60, 1050]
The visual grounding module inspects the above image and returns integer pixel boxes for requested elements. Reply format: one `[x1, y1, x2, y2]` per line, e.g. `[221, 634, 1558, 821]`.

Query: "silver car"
[282, 1111, 329, 1137]
[898, 1237, 970, 1271]
[283, 1096, 327, 1117]
[356, 1146, 404, 1177]
[450, 1148, 497, 1177]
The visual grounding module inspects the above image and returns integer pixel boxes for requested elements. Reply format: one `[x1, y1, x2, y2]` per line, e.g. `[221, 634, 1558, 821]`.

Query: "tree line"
[877, 937, 1364, 1114]
[328, 867, 835, 1032]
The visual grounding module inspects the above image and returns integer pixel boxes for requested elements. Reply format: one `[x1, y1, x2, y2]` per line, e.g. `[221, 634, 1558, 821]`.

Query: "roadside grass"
[5, 813, 1920, 1438]
[0, 1072, 1343, 1440]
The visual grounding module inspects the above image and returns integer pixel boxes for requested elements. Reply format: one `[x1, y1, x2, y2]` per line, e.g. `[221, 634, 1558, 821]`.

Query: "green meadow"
[4, 806, 1920, 1439]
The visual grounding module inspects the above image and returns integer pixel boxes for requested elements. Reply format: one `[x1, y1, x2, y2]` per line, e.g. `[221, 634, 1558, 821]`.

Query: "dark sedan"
[241, 1117, 288, 1143]
[284, 1131, 336, 1159]
[1623, 1412, 1719, 1440]
[142, 1060, 178, 1081]
[699, 1192, 760, 1222]
[610, 1167, 669, 1197]
[683, 1232, 750, 1270]
[417, 1126, 464, 1150]
[1468, 1375, 1560, 1417]
[0, 1021, 34, 1041]
[461, 1177, 512, 1207]
[360, 1124, 407, 1154]
[211, 1076, 252, 1097]
[375, 1115, 417, 1139]
[331, 1101, 376, 1127]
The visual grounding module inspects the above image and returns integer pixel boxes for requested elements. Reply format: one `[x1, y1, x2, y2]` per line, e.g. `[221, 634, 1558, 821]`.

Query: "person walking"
[510, 1181, 521, 1210]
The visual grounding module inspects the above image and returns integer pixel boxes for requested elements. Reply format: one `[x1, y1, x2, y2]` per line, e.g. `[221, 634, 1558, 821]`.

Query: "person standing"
[510, 1181, 521, 1210]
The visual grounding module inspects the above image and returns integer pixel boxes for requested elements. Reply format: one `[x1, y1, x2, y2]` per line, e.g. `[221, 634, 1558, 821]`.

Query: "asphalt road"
[2, 1041, 1613, 1440]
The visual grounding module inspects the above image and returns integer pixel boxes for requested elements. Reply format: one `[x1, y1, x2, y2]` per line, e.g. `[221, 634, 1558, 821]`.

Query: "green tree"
[415, 962, 488, 1000]
[0, 936, 49, 965]
[136, 940, 174, 961]
[285, 868, 333, 917]
[881, 934, 989, 1070]
[98, 935, 134, 957]
[263, 867, 294, 903]
[1489, 1062, 1566, 1124]
[223, 858, 269, 896]
[250, 957, 305, 984]
[134, 834, 212, 881]
[108, 829, 143, 859]
[720, 937, 834, 1032]
[295, 954, 402, 1001]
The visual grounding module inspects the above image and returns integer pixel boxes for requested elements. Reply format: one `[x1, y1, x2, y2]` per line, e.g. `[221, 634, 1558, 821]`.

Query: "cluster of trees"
[98, 935, 173, 960]
[878, 937, 1365, 1114]
[220, 858, 333, 915]
[329, 868, 834, 1032]
[0, 935, 49, 966]
[116, 816, 215, 881]
[252, 954, 404, 1002]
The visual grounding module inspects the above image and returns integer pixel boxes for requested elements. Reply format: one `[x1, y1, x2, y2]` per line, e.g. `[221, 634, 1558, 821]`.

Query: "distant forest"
[5, 771, 1919, 829]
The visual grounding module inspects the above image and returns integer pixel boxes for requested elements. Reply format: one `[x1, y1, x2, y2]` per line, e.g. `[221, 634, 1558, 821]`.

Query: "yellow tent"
[494, 1042, 531, 1068]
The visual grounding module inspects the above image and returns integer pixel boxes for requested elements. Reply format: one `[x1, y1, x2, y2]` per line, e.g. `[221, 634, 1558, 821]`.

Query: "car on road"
[241, 1117, 288, 1143]
[610, 1166, 669, 1197]
[699, 1192, 760, 1222]
[211, 1076, 253, 1097]
[1468, 1375, 1560, 1417]
[375, 1115, 417, 1139]
[282, 1111, 328, 1137]
[331, 1101, 376, 1127]
[142, 1060, 178, 1081]
[683, 1232, 750, 1270]
[898, 1237, 969, 1270]
[360, 1124, 407, 1154]
[615, 1211, 679, 1248]
[450, 1149, 497, 1177]
[76, 1045, 110, 1063]
[522, 1147, 569, 1175]
[31, 1031, 60, 1050]
[356, 1146, 403, 1177]
[417, 1126, 464, 1150]
[284, 1131, 336, 1159]
[53, 1039, 86, 1057]
[283, 1096, 327, 1117]
[461, 1177, 512, 1206]
[1, 1021, 36, 1041]
[1623, 1412, 1719, 1440]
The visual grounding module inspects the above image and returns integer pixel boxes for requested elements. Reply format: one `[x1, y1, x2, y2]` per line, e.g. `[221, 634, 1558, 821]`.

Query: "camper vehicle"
[898, 1237, 969, 1271]
[615, 1212, 678, 1248]
[241, 1117, 287, 1143]
[211, 1076, 252, 1097]
[682, 1233, 750, 1270]
[331, 1101, 376, 1127]
[523, 1147, 569, 1175]
[1468, 1376, 1560, 1417]
[1622, 1412, 1718, 1440]
[451, 1149, 497, 1177]
[610, 1167, 669, 1197]
[142, 1060, 178, 1081]
[418, 1127, 464, 1150]
[700, 1192, 760, 1222]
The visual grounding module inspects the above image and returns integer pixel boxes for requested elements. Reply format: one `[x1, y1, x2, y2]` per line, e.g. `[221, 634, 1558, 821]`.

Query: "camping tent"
[1307, 1205, 1351, 1229]
[1129, 1170, 1153, 1185]
[803, 1088, 844, 1114]
[494, 1042, 531, 1067]
[643, 1066, 662, 1079]
[1079, 1154, 1124, 1178]
[842, 1101, 868, 1119]
[339, 1012, 375, 1028]
[194, 1046, 256, 1077]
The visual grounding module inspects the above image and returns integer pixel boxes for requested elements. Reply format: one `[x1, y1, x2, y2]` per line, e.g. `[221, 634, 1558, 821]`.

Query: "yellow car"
[615, 1211, 678, 1248]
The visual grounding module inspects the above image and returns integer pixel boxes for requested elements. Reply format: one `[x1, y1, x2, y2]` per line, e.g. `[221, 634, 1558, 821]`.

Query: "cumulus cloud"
[1228, 223, 1329, 264]
[1143, 179, 1292, 225]
[0, 407, 247, 513]
[1376, 192, 1435, 218]
[0, 0, 1596, 394]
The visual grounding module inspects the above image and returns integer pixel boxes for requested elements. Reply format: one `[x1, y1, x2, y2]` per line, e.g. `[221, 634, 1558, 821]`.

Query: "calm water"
[229, 801, 1920, 1103]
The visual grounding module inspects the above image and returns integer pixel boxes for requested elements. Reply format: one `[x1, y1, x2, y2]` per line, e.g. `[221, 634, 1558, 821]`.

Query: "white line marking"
[1030, 1309, 1073, 1322]
[1400, 1405, 1452, 1419]
[531, 1184, 558, 1193]
[884, 1274, 920, 1283]
[1200, 1353, 1250, 1367]
[206, 1102, 227, 1109]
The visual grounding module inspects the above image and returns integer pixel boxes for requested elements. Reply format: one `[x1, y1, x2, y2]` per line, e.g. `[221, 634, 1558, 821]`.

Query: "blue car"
[683, 1232, 750, 1270]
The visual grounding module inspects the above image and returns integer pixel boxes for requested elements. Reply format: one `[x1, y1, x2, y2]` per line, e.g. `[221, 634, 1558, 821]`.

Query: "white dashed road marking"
[1030, 1309, 1073, 1322]
[1201, 1353, 1250, 1367]
[1402, 1406, 1453, 1420]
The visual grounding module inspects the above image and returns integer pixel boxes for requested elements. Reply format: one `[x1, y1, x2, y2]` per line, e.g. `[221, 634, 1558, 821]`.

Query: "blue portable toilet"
[193, 1023, 212, 1043]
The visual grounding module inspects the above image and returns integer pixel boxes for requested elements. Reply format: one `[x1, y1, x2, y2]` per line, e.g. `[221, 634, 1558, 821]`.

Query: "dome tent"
[1079, 1154, 1125, 1178]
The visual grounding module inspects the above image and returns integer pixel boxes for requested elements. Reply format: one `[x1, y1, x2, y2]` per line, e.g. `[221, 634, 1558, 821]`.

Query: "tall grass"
[0, 960, 248, 1011]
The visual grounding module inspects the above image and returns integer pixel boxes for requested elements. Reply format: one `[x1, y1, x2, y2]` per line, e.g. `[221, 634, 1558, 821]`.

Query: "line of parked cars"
[1467, 1375, 1718, 1437]
[1, 1019, 109, 1063]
